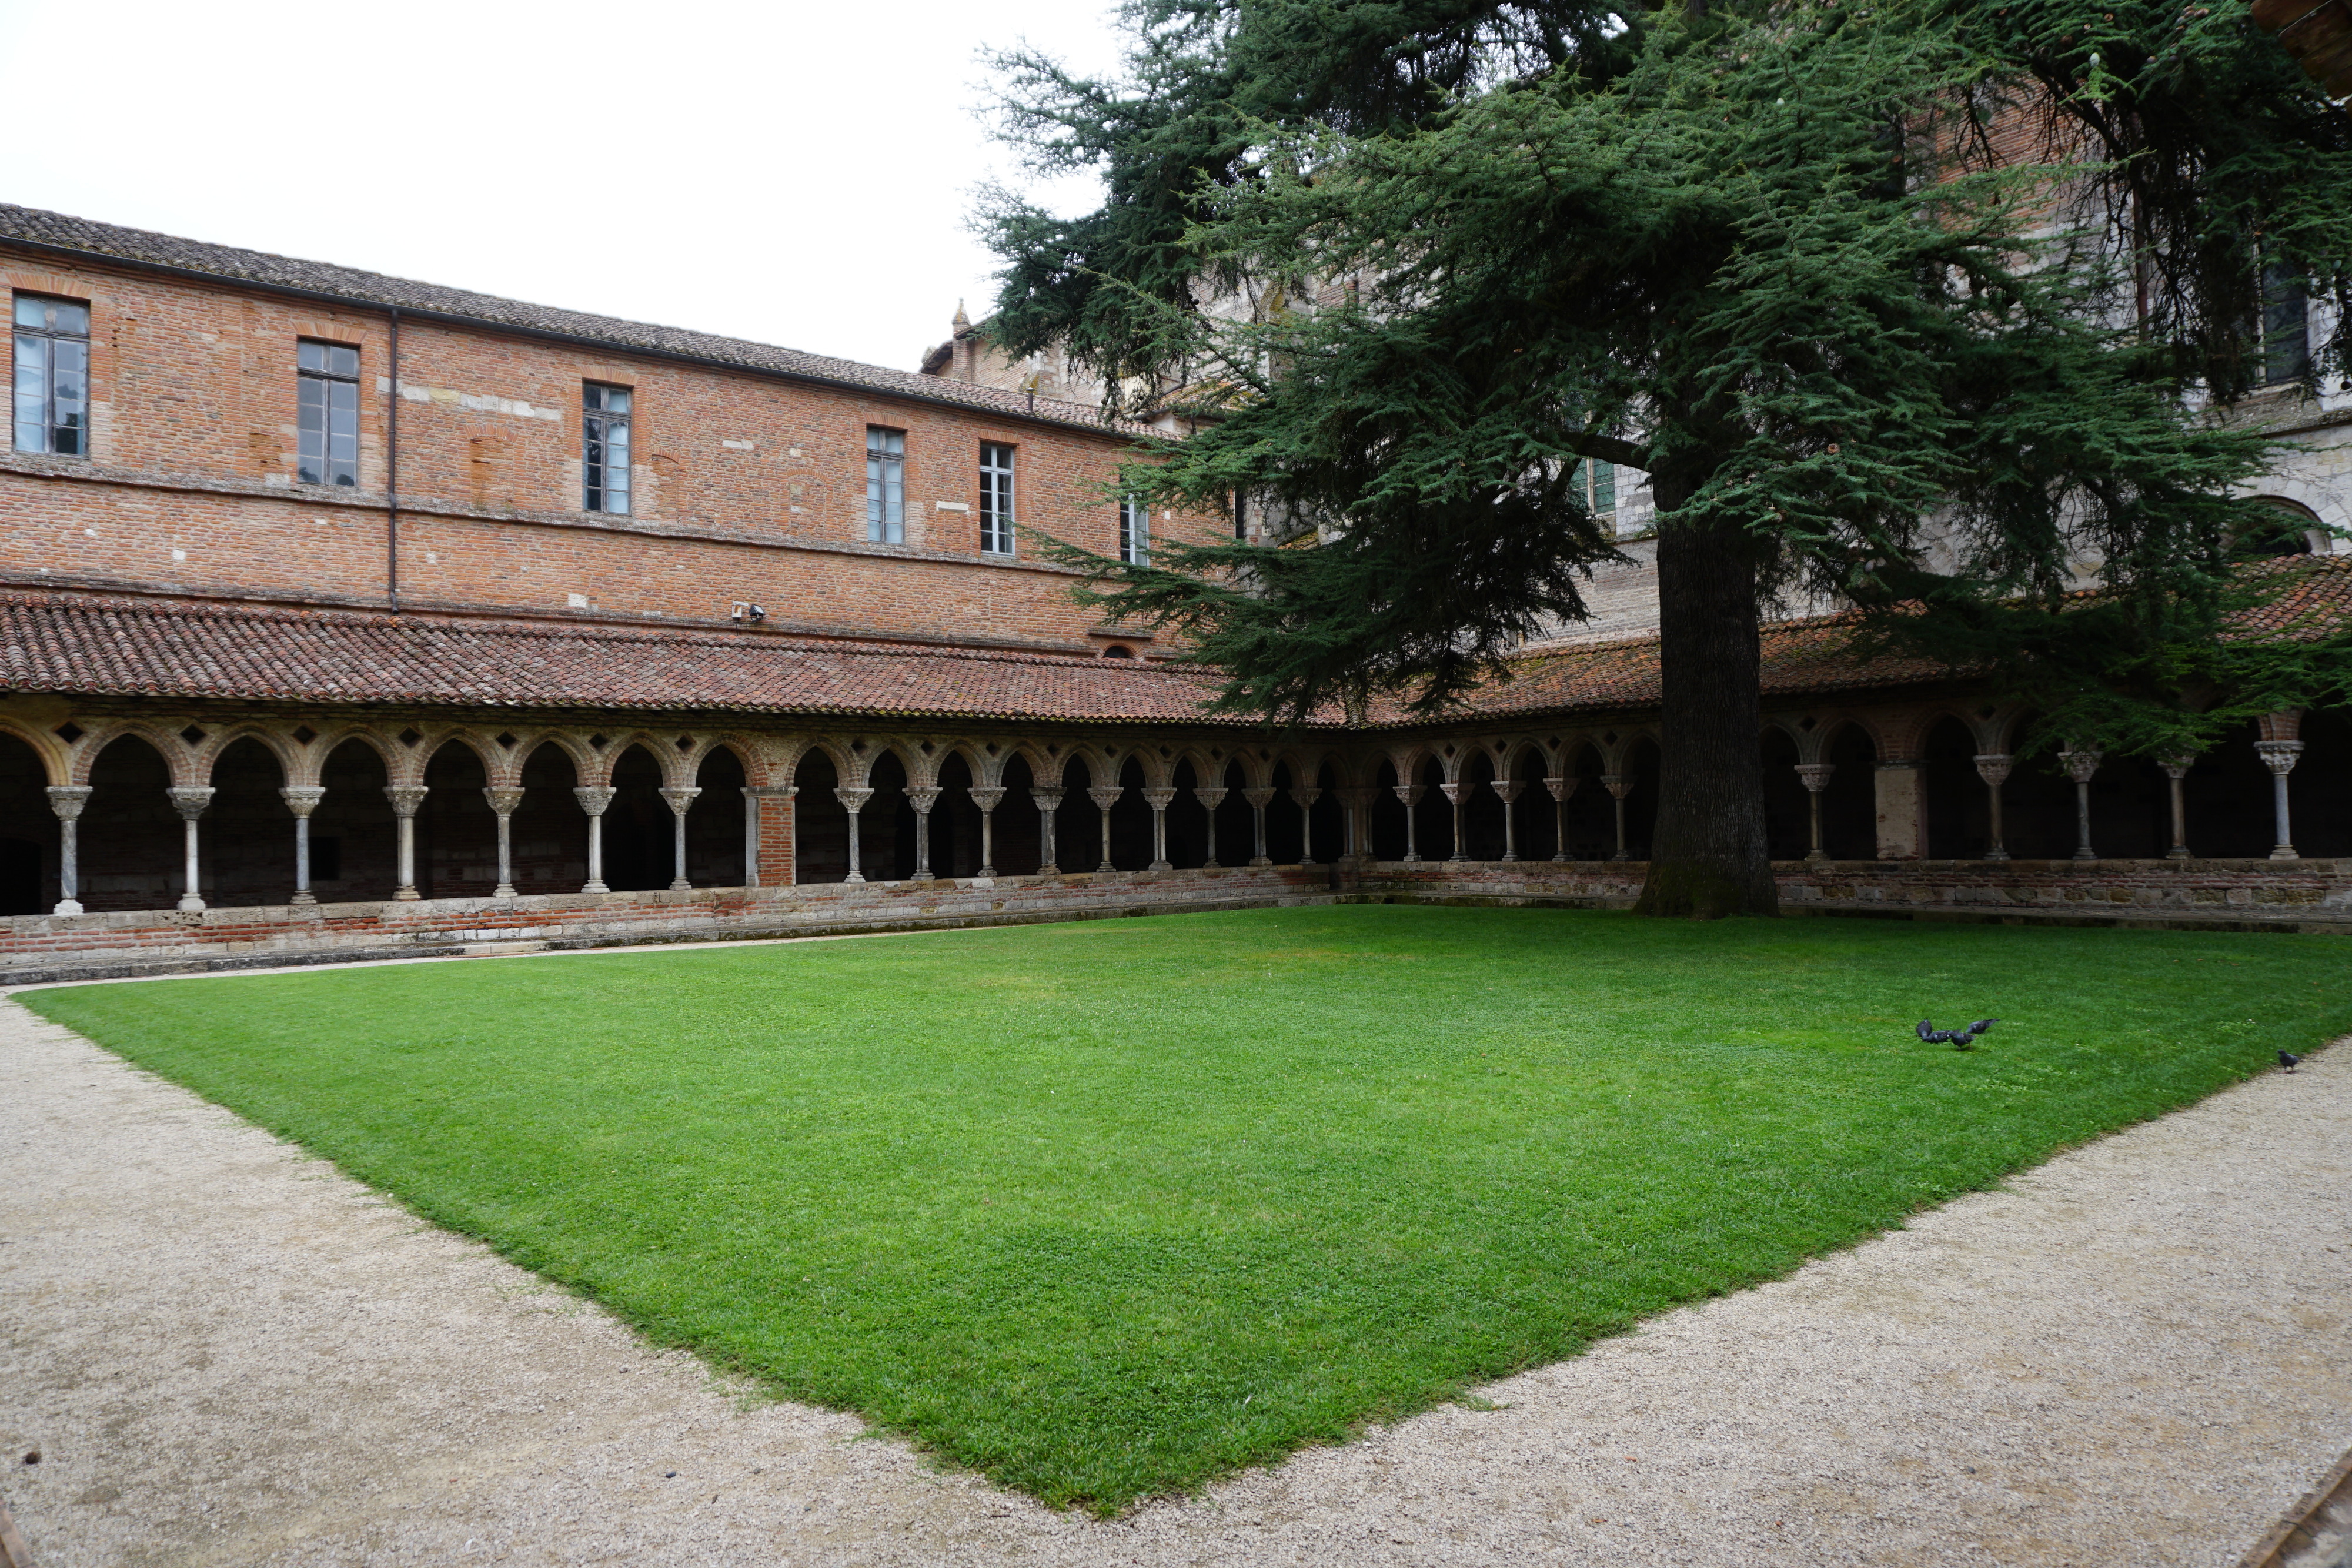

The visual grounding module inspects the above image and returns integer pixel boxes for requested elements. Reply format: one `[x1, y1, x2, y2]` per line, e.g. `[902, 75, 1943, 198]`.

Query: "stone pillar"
[1143, 787, 1175, 870]
[1335, 786, 1373, 864]
[1544, 776, 1575, 862]
[1393, 783, 1425, 862]
[1490, 778, 1523, 862]
[1033, 786, 1063, 874]
[482, 786, 524, 897]
[46, 784, 91, 915]
[836, 785, 874, 883]
[967, 786, 1004, 879]
[1972, 754, 2012, 862]
[1438, 781, 1469, 862]
[1795, 764, 1834, 863]
[1601, 774, 1632, 860]
[573, 785, 616, 893]
[2159, 759, 2193, 860]
[1242, 787, 1275, 866]
[383, 785, 429, 900]
[1192, 785, 1227, 867]
[905, 785, 941, 880]
[2256, 741, 2305, 861]
[1088, 784, 1124, 872]
[1871, 760, 1924, 861]
[660, 786, 701, 890]
[1289, 784, 1322, 865]
[167, 785, 216, 912]
[282, 784, 327, 904]
[2059, 747, 2102, 862]
[743, 785, 796, 887]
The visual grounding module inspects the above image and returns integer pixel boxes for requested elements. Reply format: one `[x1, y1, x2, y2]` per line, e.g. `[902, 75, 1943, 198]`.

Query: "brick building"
[1, 205, 2347, 982]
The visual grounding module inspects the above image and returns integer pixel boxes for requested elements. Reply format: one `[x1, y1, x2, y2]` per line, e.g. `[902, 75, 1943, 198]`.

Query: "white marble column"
[1490, 777, 1522, 862]
[836, 785, 874, 883]
[1601, 773, 1633, 860]
[483, 786, 524, 897]
[968, 786, 1003, 880]
[1143, 787, 1175, 870]
[1032, 786, 1063, 874]
[2059, 747, 2102, 862]
[167, 785, 216, 912]
[1972, 754, 2012, 862]
[1795, 763, 1834, 863]
[660, 786, 701, 889]
[1392, 782, 1425, 862]
[383, 785, 429, 900]
[1437, 781, 1468, 863]
[2158, 758, 2193, 860]
[573, 785, 616, 893]
[1088, 784, 1124, 872]
[1192, 785, 1226, 867]
[2256, 740, 2304, 861]
[1289, 784, 1322, 865]
[281, 784, 326, 904]
[47, 784, 91, 915]
[1544, 775, 1575, 862]
[1336, 786, 1373, 864]
[906, 785, 941, 880]
[1242, 787, 1275, 866]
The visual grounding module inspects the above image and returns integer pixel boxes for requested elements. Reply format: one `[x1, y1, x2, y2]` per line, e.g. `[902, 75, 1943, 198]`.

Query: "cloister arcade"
[0, 696, 2344, 919]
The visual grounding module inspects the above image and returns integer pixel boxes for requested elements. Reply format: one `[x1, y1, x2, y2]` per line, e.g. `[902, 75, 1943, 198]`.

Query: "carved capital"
[967, 787, 1005, 812]
[1142, 787, 1177, 809]
[2058, 747, 2103, 785]
[279, 785, 327, 818]
[383, 785, 430, 818]
[834, 786, 876, 813]
[1795, 764, 1836, 794]
[656, 786, 701, 818]
[1390, 784, 1425, 807]
[1289, 785, 1323, 810]
[572, 785, 617, 817]
[166, 785, 216, 821]
[2255, 739, 2306, 778]
[1971, 753, 2013, 788]
[2159, 757, 2195, 781]
[1241, 787, 1277, 810]
[1088, 785, 1126, 811]
[904, 785, 942, 814]
[1031, 788, 1065, 811]
[1488, 780, 1522, 805]
[1542, 774, 1576, 803]
[1599, 773, 1634, 800]
[46, 784, 93, 822]
[1437, 783, 1466, 805]
[1191, 787, 1228, 810]
[483, 786, 527, 815]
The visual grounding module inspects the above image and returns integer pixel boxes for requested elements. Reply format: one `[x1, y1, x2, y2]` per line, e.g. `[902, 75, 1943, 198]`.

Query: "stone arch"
[204, 735, 298, 907]
[67, 720, 194, 787]
[792, 745, 851, 884]
[684, 740, 750, 887]
[1758, 723, 1810, 861]
[602, 740, 679, 891]
[301, 723, 405, 787]
[78, 731, 185, 911]
[0, 724, 59, 914]
[0, 714, 69, 788]
[2237, 486, 2348, 550]
[192, 723, 303, 787]
[418, 733, 500, 900]
[1819, 721, 1879, 860]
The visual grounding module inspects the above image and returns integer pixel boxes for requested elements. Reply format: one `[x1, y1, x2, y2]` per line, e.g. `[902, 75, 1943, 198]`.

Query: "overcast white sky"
[0, 0, 1126, 372]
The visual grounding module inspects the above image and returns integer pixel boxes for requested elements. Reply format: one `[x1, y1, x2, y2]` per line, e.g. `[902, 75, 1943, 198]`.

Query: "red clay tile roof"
[7, 557, 2346, 730]
[0, 205, 1147, 439]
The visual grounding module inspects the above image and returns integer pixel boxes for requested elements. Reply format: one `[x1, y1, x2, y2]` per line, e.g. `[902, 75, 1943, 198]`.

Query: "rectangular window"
[583, 383, 632, 514]
[1574, 457, 1616, 521]
[2260, 264, 2310, 387]
[980, 441, 1016, 554]
[296, 339, 360, 487]
[866, 426, 905, 543]
[1232, 491, 1248, 540]
[13, 294, 89, 456]
[1119, 497, 1150, 566]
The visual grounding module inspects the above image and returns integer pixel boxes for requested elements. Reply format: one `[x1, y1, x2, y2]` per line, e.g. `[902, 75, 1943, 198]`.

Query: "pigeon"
[1917, 1019, 1994, 1050]
[2279, 1050, 2302, 1072]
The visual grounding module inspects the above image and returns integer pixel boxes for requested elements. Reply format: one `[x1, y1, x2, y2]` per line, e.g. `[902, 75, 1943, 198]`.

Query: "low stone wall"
[6, 857, 2348, 986]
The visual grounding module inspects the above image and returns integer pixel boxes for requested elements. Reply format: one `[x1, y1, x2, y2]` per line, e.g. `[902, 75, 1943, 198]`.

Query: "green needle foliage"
[26, 907, 2352, 1512]
[984, 0, 2352, 913]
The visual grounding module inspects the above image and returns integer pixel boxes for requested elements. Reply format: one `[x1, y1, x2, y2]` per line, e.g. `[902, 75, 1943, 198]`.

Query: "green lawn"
[21, 906, 2349, 1510]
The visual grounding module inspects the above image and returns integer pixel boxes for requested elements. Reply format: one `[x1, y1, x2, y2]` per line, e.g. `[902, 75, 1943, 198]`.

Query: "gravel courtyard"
[2, 987, 2347, 1567]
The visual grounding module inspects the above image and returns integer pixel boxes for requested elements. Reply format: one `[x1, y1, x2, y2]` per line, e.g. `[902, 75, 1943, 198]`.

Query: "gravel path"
[3, 990, 2347, 1567]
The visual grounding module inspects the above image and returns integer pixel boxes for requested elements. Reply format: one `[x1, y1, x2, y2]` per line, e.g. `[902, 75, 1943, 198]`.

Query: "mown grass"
[21, 905, 2348, 1512]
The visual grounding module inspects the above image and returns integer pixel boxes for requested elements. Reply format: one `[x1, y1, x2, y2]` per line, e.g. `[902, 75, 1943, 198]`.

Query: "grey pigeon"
[2279, 1050, 2302, 1072]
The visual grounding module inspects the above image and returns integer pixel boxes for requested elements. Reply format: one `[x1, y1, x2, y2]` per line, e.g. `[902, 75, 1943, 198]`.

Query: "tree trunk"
[1633, 487, 1778, 918]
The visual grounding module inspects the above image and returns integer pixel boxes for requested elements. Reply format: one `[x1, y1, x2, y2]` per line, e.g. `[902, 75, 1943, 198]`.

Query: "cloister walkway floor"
[1, 971, 2346, 1568]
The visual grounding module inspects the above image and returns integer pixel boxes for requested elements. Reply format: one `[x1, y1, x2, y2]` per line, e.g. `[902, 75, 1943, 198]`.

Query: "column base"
[972, 874, 996, 887]
[177, 894, 206, 912]
[1500, 854, 1516, 863]
[2271, 846, 2300, 861]
[51, 898, 83, 916]
[1447, 853, 1468, 864]
[1201, 860, 1221, 870]
[2164, 848, 2190, 861]
[2072, 850, 2097, 862]
[1402, 853, 1421, 864]
[394, 887, 421, 901]
[669, 877, 693, 891]
[844, 872, 866, 884]
[1982, 850, 2010, 862]
[290, 888, 318, 905]
[582, 879, 610, 894]
[1151, 860, 1171, 871]
[911, 871, 936, 882]
[1097, 861, 1116, 874]
[1805, 850, 1829, 865]
[1250, 856, 1271, 867]
[1551, 852, 1567, 862]
[494, 885, 517, 898]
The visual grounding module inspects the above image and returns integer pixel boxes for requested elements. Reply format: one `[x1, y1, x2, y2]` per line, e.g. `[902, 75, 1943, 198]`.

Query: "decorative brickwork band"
[834, 786, 874, 884]
[1241, 787, 1276, 867]
[166, 785, 216, 912]
[1191, 786, 1227, 867]
[281, 784, 328, 904]
[483, 785, 526, 897]
[46, 784, 92, 915]
[1972, 754, 2013, 862]
[2256, 740, 2305, 861]
[572, 785, 617, 894]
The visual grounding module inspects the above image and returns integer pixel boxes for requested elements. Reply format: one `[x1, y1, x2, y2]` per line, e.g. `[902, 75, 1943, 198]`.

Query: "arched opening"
[1759, 727, 1809, 861]
[687, 745, 749, 887]
[934, 751, 980, 878]
[513, 743, 583, 895]
[2183, 719, 2290, 860]
[419, 741, 499, 900]
[1820, 726, 1876, 861]
[0, 731, 55, 915]
[1506, 750, 1555, 862]
[1414, 757, 1452, 860]
[1167, 758, 1210, 868]
[1561, 743, 1612, 860]
[1999, 720, 2080, 861]
[81, 735, 182, 911]
[997, 754, 1043, 876]
[1266, 760, 1306, 865]
[793, 748, 850, 884]
[603, 744, 673, 892]
[1057, 756, 1097, 872]
[2233, 498, 2323, 559]
[1311, 761, 1345, 861]
[1368, 758, 1408, 861]
[1111, 755, 1154, 869]
[2298, 707, 2352, 858]
[309, 739, 397, 901]
[1922, 717, 1993, 861]
[1619, 737, 1661, 860]
[1458, 750, 1505, 861]
[201, 737, 295, 908]
[1216, 760, 1255, 864]
[868, 749, 914, 882]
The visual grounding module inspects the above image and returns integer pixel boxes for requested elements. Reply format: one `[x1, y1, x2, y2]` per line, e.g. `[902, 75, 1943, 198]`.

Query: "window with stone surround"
[12, 294, 89, 457]
[296, 339, 360, 487]
[867, 426, 906, 543]
[583, 383, 632, 514]
[980, 442, 1016, 555]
